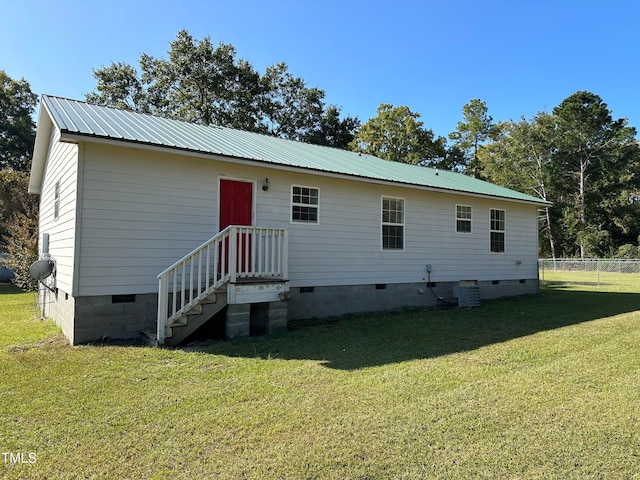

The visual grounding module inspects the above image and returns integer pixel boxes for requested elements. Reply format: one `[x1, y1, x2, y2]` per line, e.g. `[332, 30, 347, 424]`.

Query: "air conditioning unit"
[457, 280, 480, 308]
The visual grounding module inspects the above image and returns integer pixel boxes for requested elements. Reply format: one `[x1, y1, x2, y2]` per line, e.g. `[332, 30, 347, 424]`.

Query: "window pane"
[292, 206, 318, 223]
[382, 197, 404, 225]
[382, 225, 404, 250]
[457, 205, 471, 219]
[457, 219, 471, 233]
[292, 186, 319, 223]
[54, 181, 60, 220]
[382, 197, 404, 248]
[293, 186, 319, 206]
[491, 209, 505, 231]
[491, 232, 505, 252]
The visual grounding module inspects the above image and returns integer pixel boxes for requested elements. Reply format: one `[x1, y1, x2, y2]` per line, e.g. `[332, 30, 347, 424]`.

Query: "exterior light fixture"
[262, 178, 270, 191]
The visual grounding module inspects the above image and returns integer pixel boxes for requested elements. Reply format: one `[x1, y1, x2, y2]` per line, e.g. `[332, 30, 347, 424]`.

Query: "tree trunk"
[579, 157, 587, 259]
[545, 206, 557, 262]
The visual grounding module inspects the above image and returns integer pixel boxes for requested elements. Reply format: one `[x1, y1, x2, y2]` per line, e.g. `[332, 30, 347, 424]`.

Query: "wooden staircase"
[143, 287, 228, 346]
[149, 226, 288, 346]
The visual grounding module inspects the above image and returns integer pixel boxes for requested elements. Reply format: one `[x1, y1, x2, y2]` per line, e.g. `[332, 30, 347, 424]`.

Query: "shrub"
[4, 210, 38, 291]
[0, 169, 39, 291]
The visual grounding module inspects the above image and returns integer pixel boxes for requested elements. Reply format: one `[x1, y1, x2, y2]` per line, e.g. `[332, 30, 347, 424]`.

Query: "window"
[291, 185, 319, 223]
[382, 196, 404, 250]
[54, 181, 60, 220]
[490, 209, 505, 253]
[456, 205, 472, 233]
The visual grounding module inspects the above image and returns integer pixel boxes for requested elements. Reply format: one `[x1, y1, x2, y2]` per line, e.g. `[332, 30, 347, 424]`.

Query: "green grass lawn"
[2, 277, 640, 479]
[539, 268, 640, 292]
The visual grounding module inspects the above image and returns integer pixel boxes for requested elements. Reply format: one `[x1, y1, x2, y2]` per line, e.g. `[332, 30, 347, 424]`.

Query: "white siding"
[37, 129, 79, 294]
[258, 171, 539, 287]
[77, 144, 220, 295]
[75, 142, 540, 295]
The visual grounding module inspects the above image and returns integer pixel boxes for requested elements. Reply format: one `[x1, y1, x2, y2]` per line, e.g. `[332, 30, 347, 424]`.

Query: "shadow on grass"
[0, 282, 23, 294]
[203, 287, 640, 370]
[542, 280, 612, 287]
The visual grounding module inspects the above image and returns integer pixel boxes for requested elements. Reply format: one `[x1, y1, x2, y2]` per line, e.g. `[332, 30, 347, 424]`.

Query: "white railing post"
[229, 226, 237, 283]
[282, 229, 289, 279]
[257, 230, 263, 276]
[157, 274, 168, 345]
[251, 228, 257, 275]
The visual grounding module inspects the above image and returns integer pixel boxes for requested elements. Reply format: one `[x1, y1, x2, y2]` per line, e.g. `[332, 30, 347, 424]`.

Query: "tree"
[551, 91, 640, 258]
[86, 30, 358, 146]
[302, 105, 361, 149]
[0, 73, 39, 289]
[478, 114, 558, 258]
[143, 31, 264, 128]
[85, 62, 148, 113]
[0, 170, 39, 290]
[4, 208, 38, 291]
[0, 71, 38, 171]
[449, 98, 496, 177]
[0, 169, 37, 239]
[349, 104, 444, 165]
[89, 31, 264, 129]
[479, 91, 640, 259]
[259, 62, 325, 140]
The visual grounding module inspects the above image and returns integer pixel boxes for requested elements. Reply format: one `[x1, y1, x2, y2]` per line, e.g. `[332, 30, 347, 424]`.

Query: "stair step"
[201, 294, 219, 304]
[169, 315, 188, 327]
[165, 295, 228, 347]
[186, 304, 203, 315]
[141, 329, 158, 346]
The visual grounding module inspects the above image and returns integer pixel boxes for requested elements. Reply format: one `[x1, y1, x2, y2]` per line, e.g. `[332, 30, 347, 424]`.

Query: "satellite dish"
[29, 258, 55, 280]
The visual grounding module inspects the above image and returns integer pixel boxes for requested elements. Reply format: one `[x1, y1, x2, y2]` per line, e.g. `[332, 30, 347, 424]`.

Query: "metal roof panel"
[40, 95, 549, 205]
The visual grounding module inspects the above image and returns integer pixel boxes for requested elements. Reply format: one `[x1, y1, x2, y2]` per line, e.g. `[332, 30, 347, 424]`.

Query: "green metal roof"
[38, 95, 548, 205]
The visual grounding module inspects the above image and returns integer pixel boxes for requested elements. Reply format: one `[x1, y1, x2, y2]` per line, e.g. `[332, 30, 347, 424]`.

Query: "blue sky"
[2, 0, 639, 139]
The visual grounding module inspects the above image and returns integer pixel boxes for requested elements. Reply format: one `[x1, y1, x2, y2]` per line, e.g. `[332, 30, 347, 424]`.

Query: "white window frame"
[54, 181, 60, 221]
[291, 185, 320, 224]
[381, 196, 405, 251]
[456, 205, 472, 234]
[490, 208, 506, 253]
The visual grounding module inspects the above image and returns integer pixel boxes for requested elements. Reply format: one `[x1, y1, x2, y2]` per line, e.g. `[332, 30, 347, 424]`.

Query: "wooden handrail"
[156, 226, 288, 345]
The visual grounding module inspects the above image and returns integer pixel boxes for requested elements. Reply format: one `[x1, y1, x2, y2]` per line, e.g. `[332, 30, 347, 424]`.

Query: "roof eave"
[28, 99, 55, 195]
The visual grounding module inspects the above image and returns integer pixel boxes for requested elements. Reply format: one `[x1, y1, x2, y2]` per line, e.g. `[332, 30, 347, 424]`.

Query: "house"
[29, 95, 549, 345]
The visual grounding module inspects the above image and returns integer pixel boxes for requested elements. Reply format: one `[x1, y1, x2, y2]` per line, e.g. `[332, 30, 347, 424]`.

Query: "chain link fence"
[538, 258, 640, 290]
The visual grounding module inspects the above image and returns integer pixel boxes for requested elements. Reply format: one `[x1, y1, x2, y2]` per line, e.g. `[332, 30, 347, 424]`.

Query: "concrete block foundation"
[41, 279, 538, 345]
[40, 287, 156, 345]
[226, 303, 251, 340]
[287, 279, 539, 321]
[267, 301, 288, 334]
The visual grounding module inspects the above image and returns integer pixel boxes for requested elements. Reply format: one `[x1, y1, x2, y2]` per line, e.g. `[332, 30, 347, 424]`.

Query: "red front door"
[219, 179, 253, 274]
[219, 179, 253, 229]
